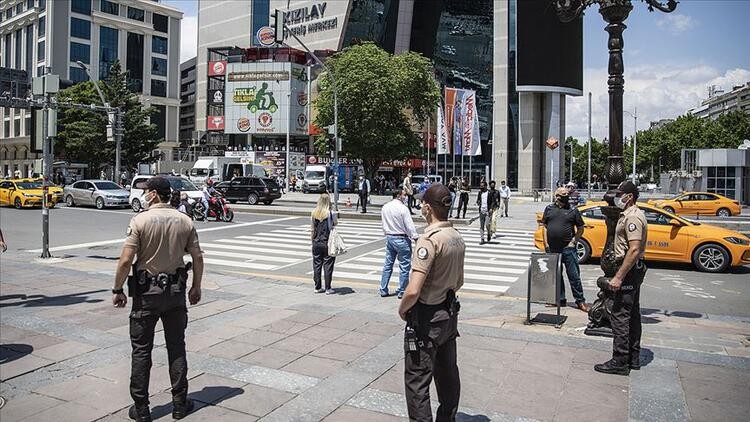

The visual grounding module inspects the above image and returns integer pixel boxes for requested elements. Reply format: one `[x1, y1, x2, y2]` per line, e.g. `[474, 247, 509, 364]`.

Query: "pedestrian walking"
[403, 171, 416, 214]
[475, 181, 497, 244]
[499, 180, 511, 217]
[399, 183, 464, 421]
[311, 192, 337, 294]
[447, 177, 457, 218]
[595, 181, 648, 375]
[379, 187, 419, 298]
[488, 180, 501, 236]
[358, 175, 371, 213]
[455, 177, 470, 219]
[291, 174, 297, 192]
[541, 186, 588, 311]
[112, 176, 203, 421]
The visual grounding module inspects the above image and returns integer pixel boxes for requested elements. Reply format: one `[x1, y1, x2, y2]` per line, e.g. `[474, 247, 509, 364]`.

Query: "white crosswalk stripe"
[200, 220, 537, 295]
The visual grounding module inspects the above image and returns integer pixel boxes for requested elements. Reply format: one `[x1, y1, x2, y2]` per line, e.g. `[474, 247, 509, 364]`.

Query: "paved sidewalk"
[1, 256, 749, 421]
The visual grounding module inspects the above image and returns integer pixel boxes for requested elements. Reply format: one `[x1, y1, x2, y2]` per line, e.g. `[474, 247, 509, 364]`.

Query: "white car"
[128, 174, 204, 212]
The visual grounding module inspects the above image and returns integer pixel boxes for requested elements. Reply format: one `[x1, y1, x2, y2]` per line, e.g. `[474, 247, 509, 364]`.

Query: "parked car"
[534, 202, 750, 273]
[411, 174, 443, 193]
[214, 176, 282, 205]
[648, 192, 741, 217]
[128, 175, 204, 212]
[63, 180, 130, 209]
[0, 179, 63, 208]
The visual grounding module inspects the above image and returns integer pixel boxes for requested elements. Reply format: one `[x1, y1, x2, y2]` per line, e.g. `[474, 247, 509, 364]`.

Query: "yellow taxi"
[534, 202, 750, 273]
[647, 192, 741, 217]
[0, 179, 63, 208]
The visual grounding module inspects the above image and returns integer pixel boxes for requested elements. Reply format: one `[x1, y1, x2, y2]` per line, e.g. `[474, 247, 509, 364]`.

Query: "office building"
[689, 82, 750, 120]
[0, 0, 182, 178]
[195, 0, 582, 190]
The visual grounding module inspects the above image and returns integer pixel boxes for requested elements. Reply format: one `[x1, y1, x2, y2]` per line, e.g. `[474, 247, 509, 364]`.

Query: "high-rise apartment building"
[0, 0, 182, 178]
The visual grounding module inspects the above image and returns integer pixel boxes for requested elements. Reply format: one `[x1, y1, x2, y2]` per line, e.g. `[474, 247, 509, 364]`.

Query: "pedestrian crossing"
[199, 220, 537, 296]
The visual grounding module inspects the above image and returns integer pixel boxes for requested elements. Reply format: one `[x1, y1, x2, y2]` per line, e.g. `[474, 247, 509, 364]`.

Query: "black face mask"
[557, 196, 570, 208]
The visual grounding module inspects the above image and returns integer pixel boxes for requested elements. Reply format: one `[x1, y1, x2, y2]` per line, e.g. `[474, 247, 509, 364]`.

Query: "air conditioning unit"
[678, 170, 688, 177]
[692, 170, 702, 177]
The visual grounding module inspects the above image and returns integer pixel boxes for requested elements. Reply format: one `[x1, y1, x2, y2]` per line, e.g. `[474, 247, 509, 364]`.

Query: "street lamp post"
[76, 61, 120, 182]
[624, 108, 637, 183]
[554, 0, 677, 335]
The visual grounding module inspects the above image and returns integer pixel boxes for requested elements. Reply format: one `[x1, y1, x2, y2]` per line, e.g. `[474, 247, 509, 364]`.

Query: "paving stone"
[678, 361, 750, 387]
[259, 319, 313, 336]
[185, 334, 224, 352]
[230, 328, 287, 347]
[323, 405, 407, 422]
[553, 399, 627, 422]
[680, 377, 750, 407]
[186, 373, 246, 405]
[16, 401, 109, 422]
[456, 335, 528, 354]
[0, 392, 64, 421]
[283, 311, 332, 326]
[5, 333, 66, 352]
[459, 347, 520, 369]
[32, 374, 124, 403]
[310, 342, 371, 363]
[682, 393, 748, 422]
[570, 347, 613, 365]
[560, 378, 628, 409]
[181, 404, 257, 421]
[319, 314, 371, 331]
[0, 325, 35, 341]
[513, 347, 573, 378]
[87, 362, 174, 394]
[630, 359, 690, 422]
[31, 340, 98, 362]
[368, 363, 404, 395]
[239, 347, 303, 369]
[335, 331, 389, 349]
[566, 362, 629, 388]
[459, 363, 509, 387]
[216, 382, 295, 417]
[282, 354, 347, 379]
[355, 321, 403, 337]
[270, 334, 330, 355]
[202, 339, 259, 360]
[0, 352, 54, 381]
[488, 370, 566, 420]
[297, 325, 349, 342]
[231, 365, 319, 394]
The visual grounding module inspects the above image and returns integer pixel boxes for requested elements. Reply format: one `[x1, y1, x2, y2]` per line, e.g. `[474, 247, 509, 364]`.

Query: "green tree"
[314, 42, 440, 176]
[55, 61, 160, 175]
[567, 136, 609, 186]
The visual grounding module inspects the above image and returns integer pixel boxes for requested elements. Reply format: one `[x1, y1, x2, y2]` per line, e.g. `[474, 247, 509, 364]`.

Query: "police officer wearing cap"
[398, 183, 465, 421]
[112, 176, 204, 421]
[594, 181, 648, 376]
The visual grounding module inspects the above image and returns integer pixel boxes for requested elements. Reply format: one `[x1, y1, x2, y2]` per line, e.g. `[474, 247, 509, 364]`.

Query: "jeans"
[456, 193, 468, 218]
[379, 235, 412, 295]
[312, 242, 335, 290]
[560, 247, 585, 304]
[501, 197, 509, 216]
[478, 212, 490, 241]
[448, 192, 456, 217]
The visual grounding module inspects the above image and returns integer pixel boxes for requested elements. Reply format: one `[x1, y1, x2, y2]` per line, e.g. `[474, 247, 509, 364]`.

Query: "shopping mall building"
[194, 0, 582, 191]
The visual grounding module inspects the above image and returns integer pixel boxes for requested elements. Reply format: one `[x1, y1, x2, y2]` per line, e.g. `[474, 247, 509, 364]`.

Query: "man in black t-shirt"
[541, 187, 589, 312]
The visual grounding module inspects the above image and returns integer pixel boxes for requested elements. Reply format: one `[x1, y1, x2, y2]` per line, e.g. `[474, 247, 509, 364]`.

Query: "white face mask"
[614, 194, 629, 210]
[142, 190, 156, 210]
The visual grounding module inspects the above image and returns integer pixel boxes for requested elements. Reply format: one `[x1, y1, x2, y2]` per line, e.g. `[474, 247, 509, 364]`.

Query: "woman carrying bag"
[311, 192, 338, 294]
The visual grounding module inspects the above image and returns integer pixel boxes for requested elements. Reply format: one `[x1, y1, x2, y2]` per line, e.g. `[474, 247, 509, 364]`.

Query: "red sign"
[381, 159, 425, 169]
[207, 116, 225, 131]
[208, 61, 227, 77]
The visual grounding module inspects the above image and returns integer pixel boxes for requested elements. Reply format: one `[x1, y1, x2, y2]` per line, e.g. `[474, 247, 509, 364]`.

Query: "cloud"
[180, 16, 198, 63]
[656, 14, 696, 34]
[566, 65, 750, 142]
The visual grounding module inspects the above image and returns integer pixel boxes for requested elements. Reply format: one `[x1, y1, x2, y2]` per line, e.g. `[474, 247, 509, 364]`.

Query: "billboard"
[517, 0, 583, 96]
[223, 62, 309, 135]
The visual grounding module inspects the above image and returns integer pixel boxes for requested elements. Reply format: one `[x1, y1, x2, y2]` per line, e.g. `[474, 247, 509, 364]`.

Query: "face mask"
[420, 203, 430, 221]
[143, 190, 157, 210]
[614, 194, 629, 210]
[557, 196, 569, 207]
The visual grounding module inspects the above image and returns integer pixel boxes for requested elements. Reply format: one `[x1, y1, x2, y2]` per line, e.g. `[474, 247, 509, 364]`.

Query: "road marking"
[57, 206, 133, 215]
[26, 216, 298, 253]
[202, 258, 277, 270]
[203, 250, 298, 263]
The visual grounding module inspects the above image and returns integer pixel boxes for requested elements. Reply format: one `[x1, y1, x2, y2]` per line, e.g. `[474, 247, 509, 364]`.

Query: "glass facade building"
[99, 26, 118, 79]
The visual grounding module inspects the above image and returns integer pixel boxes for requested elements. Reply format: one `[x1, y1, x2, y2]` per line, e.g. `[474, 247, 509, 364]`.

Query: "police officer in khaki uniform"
[112, 177, 204, 421]
[398, 183, 465, 421]
[595, 181, 648, 376]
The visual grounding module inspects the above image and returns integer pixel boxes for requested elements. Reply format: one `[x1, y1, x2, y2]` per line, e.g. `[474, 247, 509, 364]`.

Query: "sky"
[166, 0, 750, 142]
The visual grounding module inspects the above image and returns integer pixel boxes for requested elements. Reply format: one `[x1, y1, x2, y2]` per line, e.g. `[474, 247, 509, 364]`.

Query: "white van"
[189, 157, 266, 186]
[302, 165, 328, 193]
[128, 174, 204, 212]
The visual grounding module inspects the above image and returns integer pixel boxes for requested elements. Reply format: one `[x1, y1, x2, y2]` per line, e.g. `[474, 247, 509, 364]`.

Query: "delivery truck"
[189, 156, 266, 186]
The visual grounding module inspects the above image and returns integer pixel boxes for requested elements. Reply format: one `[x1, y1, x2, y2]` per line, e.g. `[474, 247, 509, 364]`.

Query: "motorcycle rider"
[201, 179, 219, 220]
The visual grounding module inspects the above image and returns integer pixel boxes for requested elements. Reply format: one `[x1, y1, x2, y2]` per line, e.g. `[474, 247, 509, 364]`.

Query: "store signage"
[207, 116, 225, 131]
[208, 61, 227, 77]
[546, 136, 559, 150]
[224, 151, 255, 158]
[208, 89, 224, 105]
[306, 156, 362, 165]
[228, 71, 289, 82]
[256, 26, 276, 46]
[283, 2, 338, 39]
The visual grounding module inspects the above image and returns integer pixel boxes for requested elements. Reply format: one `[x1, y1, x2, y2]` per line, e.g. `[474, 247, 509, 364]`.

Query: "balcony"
[0, 6, 37, 33]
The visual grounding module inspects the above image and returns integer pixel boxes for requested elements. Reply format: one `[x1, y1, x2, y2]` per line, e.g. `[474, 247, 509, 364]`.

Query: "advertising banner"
[471, 104, 481, 156]
[462, 90, 475, 155]
[289, 151, 306, 176]
[223, 62, 309, 135]
[436, 105, 449, 155]
[256, 151, 287, 177]
[208, 89, 224, 106]
[444, 88, 456, 153]
[208, 61, 227, 77]
[453, 89, 465, 156]
[207, 116, 225, 131]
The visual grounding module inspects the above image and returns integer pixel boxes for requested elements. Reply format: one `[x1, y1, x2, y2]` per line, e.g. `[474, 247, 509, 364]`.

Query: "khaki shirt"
[411, 221, 465, 305]
[124, 203, 201, 275]
[614, 205, 647, 260]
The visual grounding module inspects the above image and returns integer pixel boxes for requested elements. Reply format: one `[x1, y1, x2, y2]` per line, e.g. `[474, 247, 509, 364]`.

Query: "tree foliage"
[55, 61, 160, 175]
[313, 42, 440, 176]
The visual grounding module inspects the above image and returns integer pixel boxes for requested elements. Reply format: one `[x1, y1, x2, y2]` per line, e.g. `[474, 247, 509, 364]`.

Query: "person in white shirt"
[475, 181, 496, 244]
[358, 175, 371, 213]
[499, 180, 511, 217]
[379, 187, 419, 298]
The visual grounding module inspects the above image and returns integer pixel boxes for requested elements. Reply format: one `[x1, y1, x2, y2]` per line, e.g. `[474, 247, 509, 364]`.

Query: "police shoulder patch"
[628, 223, 637, 232]
[417, 247, 429, 260]
[126, 226, 133, 236]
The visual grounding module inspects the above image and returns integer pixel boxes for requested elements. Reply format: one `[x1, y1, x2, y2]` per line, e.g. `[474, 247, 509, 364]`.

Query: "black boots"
[128, 405, 152, 422]
[594, 359, 630, 376]
[172, 399, 195, 420]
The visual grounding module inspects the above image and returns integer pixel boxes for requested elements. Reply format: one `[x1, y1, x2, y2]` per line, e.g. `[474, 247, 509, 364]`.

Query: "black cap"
[615, 181, 638, 196]
[144, 176, 172, 197]
[414, 183, 452, 209]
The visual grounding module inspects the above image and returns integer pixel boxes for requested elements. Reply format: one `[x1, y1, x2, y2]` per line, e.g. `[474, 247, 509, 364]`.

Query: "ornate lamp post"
[554, 0, 678, 335]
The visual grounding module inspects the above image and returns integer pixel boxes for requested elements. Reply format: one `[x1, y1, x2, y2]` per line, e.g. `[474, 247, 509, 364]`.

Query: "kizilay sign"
[284, 2, 337, 39]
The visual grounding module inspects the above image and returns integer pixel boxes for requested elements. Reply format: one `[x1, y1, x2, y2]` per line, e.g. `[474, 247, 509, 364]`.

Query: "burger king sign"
[256, 26, 276, 47]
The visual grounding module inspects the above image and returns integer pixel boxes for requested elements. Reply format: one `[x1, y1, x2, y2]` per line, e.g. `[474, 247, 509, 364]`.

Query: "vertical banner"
[453, 89, 465, 156]
[471, 98, 482, 156]
[462, 90, 477, 155]
[436, 105, 449, 155]
[444, 88, 457, 150]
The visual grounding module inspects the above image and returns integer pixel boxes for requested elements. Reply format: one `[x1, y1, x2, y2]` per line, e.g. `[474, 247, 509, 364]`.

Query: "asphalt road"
[2, 204, 749, 318]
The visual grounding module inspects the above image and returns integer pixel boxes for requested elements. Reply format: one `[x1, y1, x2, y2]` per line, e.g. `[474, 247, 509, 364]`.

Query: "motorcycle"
[193, 194, 234, 222]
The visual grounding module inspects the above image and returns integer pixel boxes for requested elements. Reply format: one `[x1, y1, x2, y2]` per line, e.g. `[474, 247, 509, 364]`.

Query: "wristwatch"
[112, 288, 124, 294]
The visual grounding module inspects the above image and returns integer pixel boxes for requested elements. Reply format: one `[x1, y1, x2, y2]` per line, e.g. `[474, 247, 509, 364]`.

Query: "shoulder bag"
[326, 213, 348, 256]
